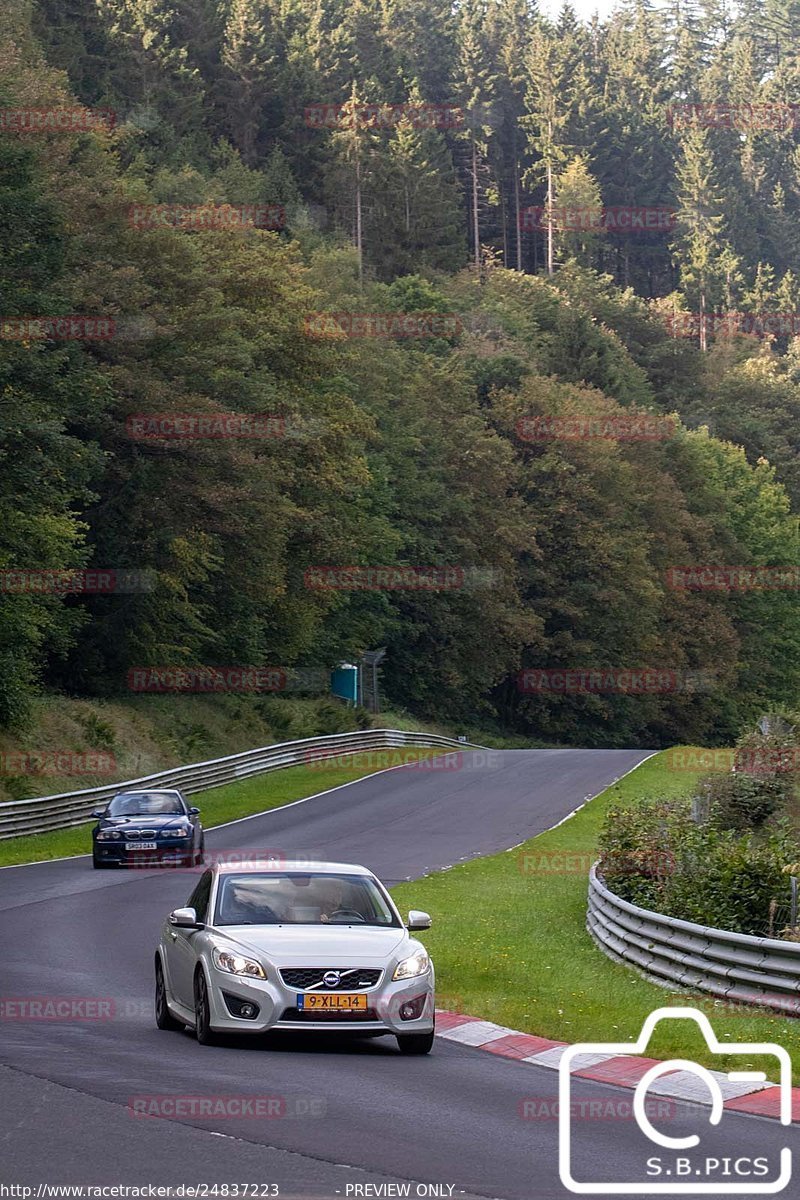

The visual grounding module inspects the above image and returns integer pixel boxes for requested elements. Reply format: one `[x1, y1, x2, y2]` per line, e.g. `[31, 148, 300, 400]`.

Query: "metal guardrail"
[588, 863, 800, 1016]
[0, 729, 483, 841]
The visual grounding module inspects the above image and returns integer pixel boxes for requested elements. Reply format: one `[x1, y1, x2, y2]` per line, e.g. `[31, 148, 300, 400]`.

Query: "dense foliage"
[598, 795, 795, 935]
[599, 717, 800, 934]
[1, 0, 799, 745]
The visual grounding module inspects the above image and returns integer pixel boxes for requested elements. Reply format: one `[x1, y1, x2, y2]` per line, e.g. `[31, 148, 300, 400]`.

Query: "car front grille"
[122, 830, 157, 839]
[280, 967, 383, 991]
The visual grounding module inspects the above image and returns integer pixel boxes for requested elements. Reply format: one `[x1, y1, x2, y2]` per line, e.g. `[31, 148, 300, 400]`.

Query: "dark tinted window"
[108, 791, 184, 816]
[215, 872, 399, 927]
[186, 871, 213, 923]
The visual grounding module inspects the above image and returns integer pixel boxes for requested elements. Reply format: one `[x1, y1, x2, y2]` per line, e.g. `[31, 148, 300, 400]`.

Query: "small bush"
[598, 798, 686, 909]
[311, 699, 359, 736]
[3, 774, 36, 801]
[705, 771, 790, 831]
[77, 711, 117, 749]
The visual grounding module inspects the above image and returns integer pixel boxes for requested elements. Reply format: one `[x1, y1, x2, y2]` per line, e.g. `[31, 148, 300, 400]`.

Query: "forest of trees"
[1, 0, 799, 748]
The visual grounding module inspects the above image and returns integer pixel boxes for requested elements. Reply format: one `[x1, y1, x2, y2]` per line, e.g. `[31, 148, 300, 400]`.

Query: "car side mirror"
[91, 810, 105, 819]
[188, 806, 200, 815]
[169, 907, 201, 928]
[407, 909, 432, 931]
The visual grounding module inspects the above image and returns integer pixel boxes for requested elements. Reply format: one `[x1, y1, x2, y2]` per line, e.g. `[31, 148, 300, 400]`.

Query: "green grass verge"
[392, 750, 800, 1084]
[0, 746, 454, 868]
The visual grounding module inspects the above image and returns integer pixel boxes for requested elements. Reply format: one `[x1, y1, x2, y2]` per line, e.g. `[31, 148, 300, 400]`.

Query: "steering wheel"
[328, 907, 366, 922]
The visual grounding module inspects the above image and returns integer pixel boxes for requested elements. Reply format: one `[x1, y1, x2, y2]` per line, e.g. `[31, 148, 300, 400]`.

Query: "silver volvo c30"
[154, 860, 435, 1054]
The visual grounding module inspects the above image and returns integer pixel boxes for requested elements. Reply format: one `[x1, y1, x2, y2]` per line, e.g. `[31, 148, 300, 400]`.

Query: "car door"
[165, 870, 212, 1008]
[181, 792, 202, 856]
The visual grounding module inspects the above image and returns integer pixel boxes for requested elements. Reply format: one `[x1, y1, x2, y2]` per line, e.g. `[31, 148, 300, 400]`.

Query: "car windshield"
[107, 792, 184, 816]
[214, 872, 399, 927]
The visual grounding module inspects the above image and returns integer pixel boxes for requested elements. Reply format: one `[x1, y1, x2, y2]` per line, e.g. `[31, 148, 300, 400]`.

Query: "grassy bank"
[0, 745, 455, 868]
[0, 692, 538, 806]
[393, 751, 800, 1083]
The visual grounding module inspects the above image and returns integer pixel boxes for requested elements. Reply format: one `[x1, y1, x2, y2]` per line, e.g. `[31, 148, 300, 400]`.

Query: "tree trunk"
[514, 158, 522, 272]
[546, 156, 554, 276]
[355, 154, 363, 292]
[471, 133, 480, 272]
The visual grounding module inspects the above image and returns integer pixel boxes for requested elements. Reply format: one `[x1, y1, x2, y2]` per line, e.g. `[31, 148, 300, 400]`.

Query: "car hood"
[215, 924, 408, 964]
[98, 814, 188, 830]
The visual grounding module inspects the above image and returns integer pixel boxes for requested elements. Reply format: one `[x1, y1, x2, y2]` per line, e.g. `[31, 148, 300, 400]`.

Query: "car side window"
[186, 871, 213, 923]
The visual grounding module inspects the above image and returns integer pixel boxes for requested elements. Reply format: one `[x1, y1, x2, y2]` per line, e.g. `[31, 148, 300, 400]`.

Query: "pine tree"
[379, 0, 457, 101]
[372, 89, 466, 277]
[486, 0, 535, 270]
[95, 0, 207, 145]
[672, 125, 727, 348]
[453, 0, 499, 274]
[522, 24, 573, 276]
[555, 155, 605, 264]
[220, 0, 284, 164]
[326, 81, 382, 287]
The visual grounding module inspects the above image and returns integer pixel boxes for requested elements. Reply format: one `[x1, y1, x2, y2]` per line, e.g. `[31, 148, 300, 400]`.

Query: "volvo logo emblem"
[323, 971, 341, 987]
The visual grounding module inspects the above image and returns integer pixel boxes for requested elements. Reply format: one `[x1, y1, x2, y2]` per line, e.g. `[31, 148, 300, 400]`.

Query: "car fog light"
[399, 994, 428, 1021]
[222, 992, 261, 1020]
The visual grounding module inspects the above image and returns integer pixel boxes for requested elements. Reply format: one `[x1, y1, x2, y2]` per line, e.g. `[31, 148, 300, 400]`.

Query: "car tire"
[396, 1031, 435, 1055]
[155, 959, 182, 1031]
[194, 969, 217, 1045]
[92, 854, 110, 869]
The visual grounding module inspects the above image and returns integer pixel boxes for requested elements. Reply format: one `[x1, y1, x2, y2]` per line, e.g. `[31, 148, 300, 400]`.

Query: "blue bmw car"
[92, 789, 204, 869]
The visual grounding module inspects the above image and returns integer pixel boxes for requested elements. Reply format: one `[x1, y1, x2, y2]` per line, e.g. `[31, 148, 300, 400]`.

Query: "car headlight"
[212, 948, 266, 979]
[393, 951, 430, 980]
[96, 830, 121, 841]
[163, 826, 192, 838]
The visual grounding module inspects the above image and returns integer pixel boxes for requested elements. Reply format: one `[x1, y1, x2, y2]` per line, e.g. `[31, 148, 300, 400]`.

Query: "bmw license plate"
[126, 842, 157, 850]
[298, 993, 367, 1011]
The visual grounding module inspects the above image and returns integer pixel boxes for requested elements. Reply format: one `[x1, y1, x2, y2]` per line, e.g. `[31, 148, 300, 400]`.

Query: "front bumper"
[94, 840, 195, 867]
[202, 966, 435, 1036]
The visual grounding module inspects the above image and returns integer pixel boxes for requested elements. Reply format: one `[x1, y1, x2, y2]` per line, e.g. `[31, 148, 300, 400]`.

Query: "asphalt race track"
[1, 749, 796, 1200]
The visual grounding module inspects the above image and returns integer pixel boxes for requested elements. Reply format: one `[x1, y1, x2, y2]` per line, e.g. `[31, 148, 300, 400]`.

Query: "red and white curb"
[435, 1011, 800, 1121]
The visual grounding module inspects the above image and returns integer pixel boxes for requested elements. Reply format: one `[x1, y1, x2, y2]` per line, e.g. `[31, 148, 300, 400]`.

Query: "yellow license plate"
[298, 993, 367, 1011]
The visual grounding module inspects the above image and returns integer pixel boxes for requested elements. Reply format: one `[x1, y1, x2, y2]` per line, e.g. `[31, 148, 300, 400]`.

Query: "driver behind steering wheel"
[319, 879, 364, 922]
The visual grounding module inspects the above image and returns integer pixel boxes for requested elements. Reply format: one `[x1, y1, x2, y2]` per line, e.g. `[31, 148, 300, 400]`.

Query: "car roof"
[214, 860, 371, 876]
[113, 789, 183, 797]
